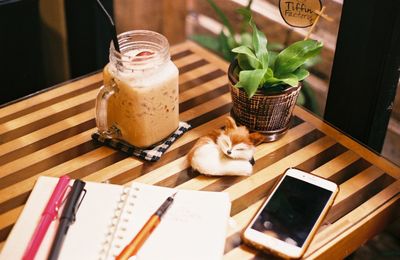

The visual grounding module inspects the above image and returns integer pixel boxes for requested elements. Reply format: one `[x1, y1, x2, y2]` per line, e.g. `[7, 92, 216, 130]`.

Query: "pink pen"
[23, 175, 70, 260]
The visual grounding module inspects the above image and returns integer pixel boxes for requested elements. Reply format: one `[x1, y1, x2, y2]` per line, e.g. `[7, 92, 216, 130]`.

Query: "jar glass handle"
[95, 81, 119, 138]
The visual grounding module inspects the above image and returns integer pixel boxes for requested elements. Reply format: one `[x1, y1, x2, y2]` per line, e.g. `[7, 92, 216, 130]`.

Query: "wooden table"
[0, 41, 399, 259]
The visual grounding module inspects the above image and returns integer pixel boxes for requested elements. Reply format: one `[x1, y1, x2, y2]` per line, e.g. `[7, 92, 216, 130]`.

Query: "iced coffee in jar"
[95, 30, 179, 148]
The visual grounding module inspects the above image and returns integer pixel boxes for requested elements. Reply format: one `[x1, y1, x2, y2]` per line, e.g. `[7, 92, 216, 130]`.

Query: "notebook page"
[0, 176, 59, 260]
[57, 180, 124, 260]
[106, 183, 175, 259]
[0, 177, 124, 260]
[109, 182, 231, 260]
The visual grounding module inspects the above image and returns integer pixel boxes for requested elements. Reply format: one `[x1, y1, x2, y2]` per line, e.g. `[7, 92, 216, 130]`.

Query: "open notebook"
[0, 176, 231, 260]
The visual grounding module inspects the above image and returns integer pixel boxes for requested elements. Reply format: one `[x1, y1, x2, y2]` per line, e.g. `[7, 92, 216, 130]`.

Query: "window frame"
[324, 0, 400, 152]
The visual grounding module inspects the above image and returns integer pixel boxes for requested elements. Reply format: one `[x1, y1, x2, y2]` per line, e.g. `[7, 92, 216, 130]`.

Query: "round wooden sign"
[279, 0, 322, 28]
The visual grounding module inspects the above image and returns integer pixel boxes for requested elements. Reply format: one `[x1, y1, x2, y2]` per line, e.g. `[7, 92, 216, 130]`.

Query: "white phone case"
[242, 168, 339, 259]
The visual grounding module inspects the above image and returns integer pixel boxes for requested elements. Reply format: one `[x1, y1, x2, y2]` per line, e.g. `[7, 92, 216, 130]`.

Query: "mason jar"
[95, 30, 179, 148]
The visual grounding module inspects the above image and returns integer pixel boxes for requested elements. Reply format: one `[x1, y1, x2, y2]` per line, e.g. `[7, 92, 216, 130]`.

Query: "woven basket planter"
[228, 60, 301, 142]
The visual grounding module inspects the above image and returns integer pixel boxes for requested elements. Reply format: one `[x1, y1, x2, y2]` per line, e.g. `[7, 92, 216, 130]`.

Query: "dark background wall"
[65, 0, 113, 79]
[0, 0, 113, 105]
[0, 0, 45, 104]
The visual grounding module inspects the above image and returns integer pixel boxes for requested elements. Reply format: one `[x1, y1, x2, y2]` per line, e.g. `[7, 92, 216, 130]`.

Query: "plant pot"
[228, 60, 301, 142]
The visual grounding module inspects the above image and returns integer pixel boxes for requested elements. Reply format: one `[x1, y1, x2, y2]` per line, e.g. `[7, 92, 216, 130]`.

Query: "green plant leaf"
[267, 42, 284, 52]
[263, 67, 274, 80]
[238, 0, 254, 33]
[227, 36, 237, 50]
[232, 46, 261, 69]
[297, 90, 305, 106]
[263, 72, 299, 88]
[246, 0, 254, 9]
[274, 40, 322, 77]
[190, 35, 220, 53]
[280, 74, 299, 87]
[218, 32, 236, 61]
[268, 51, 278, 68]
[304, 55, 322, 68]
[293, 67, 309, 81]
[250, 21, 268, 68]
[236, 6, 269, 68]
[236, 69, 268, 98]
[239, 32, 252, 48]
[263, 76, 282, 87]
[237, 54, 258, 70]
[262, 85, 287, 94]
[206, 0, 235, 38]
[236, 8, 252, 24]
[300, 80, 320, 115]
[231, 45, 255, 56]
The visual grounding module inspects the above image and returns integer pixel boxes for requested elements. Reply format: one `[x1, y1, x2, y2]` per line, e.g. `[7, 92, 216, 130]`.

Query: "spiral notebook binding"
[98, 186, 140, 260]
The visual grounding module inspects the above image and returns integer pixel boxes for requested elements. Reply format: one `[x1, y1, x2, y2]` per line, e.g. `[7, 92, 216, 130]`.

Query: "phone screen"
[250, 175, 333, 248]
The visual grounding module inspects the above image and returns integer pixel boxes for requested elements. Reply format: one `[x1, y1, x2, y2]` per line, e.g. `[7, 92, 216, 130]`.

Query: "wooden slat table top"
[0, 41, 399, 259]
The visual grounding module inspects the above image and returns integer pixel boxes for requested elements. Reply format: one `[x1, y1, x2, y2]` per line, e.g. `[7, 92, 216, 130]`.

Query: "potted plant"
[228, 11, 323, 141]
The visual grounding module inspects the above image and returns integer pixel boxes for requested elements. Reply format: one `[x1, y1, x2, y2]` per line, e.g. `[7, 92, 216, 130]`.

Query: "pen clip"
[56, 185, 72, 220]
[72, 188, 87, 223]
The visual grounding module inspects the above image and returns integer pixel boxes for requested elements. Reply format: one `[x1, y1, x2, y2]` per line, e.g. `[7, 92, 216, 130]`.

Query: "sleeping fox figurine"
[188, 116, 266, 176]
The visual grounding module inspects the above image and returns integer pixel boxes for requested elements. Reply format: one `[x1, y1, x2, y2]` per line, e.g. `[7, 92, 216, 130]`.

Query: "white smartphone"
[242, 168, 339, 259]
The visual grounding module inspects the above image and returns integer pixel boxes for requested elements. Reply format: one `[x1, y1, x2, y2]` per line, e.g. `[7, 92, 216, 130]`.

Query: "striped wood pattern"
[0, 41, 399, 259]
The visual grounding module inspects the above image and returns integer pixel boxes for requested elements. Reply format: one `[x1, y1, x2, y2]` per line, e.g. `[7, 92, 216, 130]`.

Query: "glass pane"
[382, 80, 400, 166]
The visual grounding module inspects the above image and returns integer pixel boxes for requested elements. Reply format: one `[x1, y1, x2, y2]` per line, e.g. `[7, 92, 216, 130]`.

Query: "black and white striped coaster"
[91, 122, 191, 162]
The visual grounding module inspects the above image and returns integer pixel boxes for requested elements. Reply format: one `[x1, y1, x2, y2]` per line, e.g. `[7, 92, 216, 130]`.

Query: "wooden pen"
[116, 192, 177, 260]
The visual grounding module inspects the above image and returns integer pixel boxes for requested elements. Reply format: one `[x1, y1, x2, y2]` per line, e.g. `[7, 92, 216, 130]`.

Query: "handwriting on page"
[164, 202, 202, 223]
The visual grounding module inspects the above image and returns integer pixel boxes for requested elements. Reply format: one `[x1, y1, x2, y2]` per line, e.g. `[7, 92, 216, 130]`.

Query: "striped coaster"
[91, 122, 191, 162]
